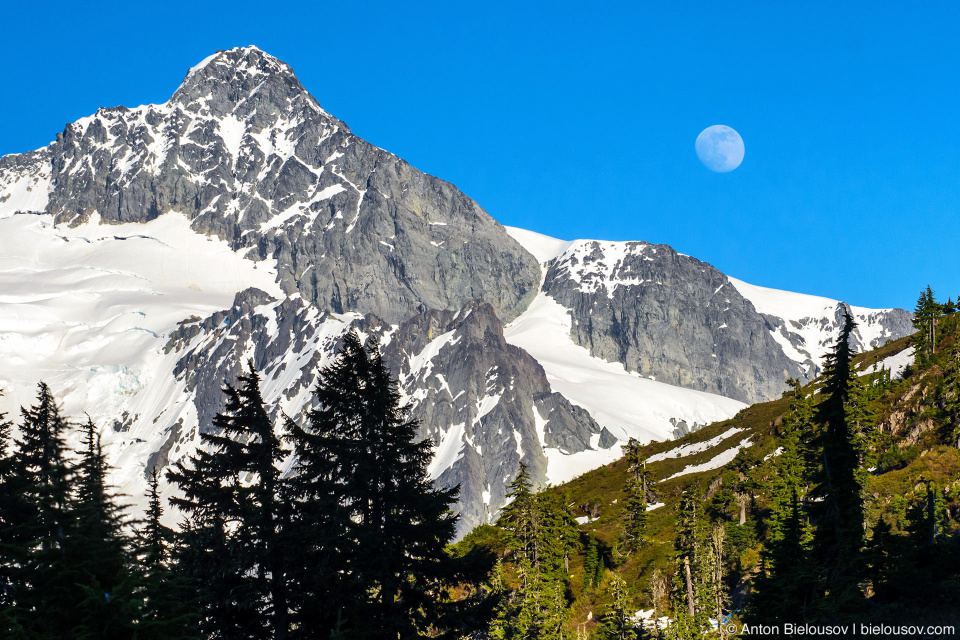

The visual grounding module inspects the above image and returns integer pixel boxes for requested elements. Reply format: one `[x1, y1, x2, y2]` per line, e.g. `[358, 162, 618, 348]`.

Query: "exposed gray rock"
[542, 240, 805, 403]
[10, 47, 539, 324]
[369, 301, 602, 533]
[163, 290, 601, 537]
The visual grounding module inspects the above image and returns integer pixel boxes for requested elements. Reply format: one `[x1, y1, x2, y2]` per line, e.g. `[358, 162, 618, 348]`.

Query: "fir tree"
[6, 383, 75, 637]
[583, 535, 600, 590]
[68, 418, 138, 639]
[669, 488, 710, 639]
[287, 331, 460, 639]
[596, 572, 637, 640]
[912, 286, 941, 364]
[809, 310, 867, 619]
[134, 469, 199, 639]
[167, 363, 290, 639]
[621, 438, 649, 553]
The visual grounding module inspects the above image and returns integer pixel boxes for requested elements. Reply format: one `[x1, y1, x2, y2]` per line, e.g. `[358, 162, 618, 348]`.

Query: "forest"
[1, 288, 959, 639]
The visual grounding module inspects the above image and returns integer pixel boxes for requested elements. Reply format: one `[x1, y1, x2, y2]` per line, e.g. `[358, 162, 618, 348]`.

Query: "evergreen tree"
[68, 418, 138, 639]
[287, 331, 460, 639]
[500, 463, 538, 566]
[167, 363, 290, 639]
[134, 468, 199, 639]
[913, 286, 941, 364]
[746, 379, 817, 623]
[583, 534, 600, 590]
[621, 438, 649, 553]
[809, 310, 867, 619]
[493, 465, 579, 638]
[596, 572, 637, 640]
[0, 397, 27, 634]
[6, 383, 75, 637]
[0, 401, 18, 606]
[669, 488, 710, 639]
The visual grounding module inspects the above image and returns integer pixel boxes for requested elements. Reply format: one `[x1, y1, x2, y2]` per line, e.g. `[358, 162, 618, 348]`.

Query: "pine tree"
[913, 286, 941, 364]
[621, 438, 648, 553]
[6, 383, 75, 637]
[68, 418, 139, 639]
[287, 331, 460, 639]
[809, 310, 867, 619]
[583, 535, 600, 590]
[500, 463, 538, 566]
[167, 363, 290, 639]
[669, 488, 710, 639]
[134, 469, 199, 639]
[0, 397, 27, 634]
[596, 572, 637, 640]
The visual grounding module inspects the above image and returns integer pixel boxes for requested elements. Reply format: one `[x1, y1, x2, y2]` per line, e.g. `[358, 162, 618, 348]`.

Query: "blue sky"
[3, 1, 958, 310]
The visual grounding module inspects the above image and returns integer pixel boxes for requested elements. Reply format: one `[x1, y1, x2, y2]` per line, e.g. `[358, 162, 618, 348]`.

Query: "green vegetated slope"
[456, 303, 960, 636]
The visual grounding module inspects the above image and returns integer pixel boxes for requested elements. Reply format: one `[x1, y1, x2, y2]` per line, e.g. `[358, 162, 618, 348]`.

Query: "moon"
[695, 125, 744, 172]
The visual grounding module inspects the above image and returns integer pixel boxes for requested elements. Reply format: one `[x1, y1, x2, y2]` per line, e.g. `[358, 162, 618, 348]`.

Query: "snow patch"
[662, 437, 754, 481]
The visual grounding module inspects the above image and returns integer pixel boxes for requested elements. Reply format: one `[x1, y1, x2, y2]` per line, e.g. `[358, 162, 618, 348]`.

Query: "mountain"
[0, 47, 913, 536]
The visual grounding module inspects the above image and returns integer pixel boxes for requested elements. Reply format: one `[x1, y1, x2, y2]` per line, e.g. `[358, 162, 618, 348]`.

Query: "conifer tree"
[669, 488, 710, 639]
[6, 383, 75, 636]
[621, 438, 649, 553]
[287, 331, 460, 639]
[596, 572, 637, 640]
[0, 400, 19, 612]
[135, 469, 199, 639]
[809, 310, 867, 618]
[168, 364, 289, 639]
[913, 286, 941, 364]
[583, 534, 600, 590]
[68, 418, 138, 638]
[500, 463, 538, 565]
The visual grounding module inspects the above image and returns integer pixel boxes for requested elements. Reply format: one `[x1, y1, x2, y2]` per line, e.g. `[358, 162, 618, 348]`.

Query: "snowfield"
[0, 211, 284, 514]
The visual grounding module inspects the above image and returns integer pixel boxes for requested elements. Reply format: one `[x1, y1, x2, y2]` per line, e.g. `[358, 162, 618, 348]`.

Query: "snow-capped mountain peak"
[0, 48, 913, 539]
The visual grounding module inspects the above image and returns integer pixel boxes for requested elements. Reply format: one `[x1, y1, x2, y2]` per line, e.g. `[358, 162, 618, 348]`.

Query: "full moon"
[695, 125, 744, 172]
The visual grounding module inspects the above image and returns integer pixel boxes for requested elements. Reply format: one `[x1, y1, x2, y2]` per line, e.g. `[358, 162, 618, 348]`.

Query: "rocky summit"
[0, 47, 913, 536]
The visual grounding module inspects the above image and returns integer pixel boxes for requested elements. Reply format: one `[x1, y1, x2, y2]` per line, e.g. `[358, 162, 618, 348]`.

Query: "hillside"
[457, 302, 960, 635]
[0, 46, 914, 537]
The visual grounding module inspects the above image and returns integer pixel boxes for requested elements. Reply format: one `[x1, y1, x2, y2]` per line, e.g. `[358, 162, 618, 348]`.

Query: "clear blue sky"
[3, 1, 958, 310]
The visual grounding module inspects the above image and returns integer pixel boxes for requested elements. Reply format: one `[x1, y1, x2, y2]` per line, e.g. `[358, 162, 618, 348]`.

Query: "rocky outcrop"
[5, 47, 540, 324]
[542, 240, 805, 404]
[163, 290, 604, 535]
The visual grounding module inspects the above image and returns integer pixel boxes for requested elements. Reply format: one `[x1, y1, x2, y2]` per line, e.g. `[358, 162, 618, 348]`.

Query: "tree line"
[0, 331, 490, 639]
[480, 288, 960, 638]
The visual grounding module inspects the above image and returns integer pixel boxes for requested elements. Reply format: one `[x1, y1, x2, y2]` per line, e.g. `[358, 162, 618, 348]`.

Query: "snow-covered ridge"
[728, 277, 911, 372]
[504, 293, 746, 484]
[505, 227, 910, 377]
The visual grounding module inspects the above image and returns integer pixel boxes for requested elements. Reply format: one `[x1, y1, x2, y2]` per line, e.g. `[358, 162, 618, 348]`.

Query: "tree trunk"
[684, 556, 695, 617]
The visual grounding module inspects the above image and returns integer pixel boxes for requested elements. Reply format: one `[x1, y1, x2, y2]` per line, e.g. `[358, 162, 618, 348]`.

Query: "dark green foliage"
[596, 572, 637, 640]
[745, 380, 816, 623]
[492, 463, 580, 638]
[621, 438, 649, 554]
[167, 364, 289, 639]
[808, 310, 867, 618]
[5, 383, 76, 636]
[286, 331, 461, 639]
[68, 419, 139, 639]
[913, 285, 942, 364]
[134, 469, 200, 639]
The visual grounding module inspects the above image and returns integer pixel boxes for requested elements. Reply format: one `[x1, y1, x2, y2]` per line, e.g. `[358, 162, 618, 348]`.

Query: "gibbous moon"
[695, 125, 744, 172]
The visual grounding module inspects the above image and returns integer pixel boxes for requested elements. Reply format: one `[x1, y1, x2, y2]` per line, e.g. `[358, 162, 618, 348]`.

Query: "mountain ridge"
[0, 46, 914, 536]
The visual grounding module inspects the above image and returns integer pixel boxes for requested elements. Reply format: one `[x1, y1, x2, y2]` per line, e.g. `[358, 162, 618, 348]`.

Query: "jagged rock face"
[369, 301, 605, 533]
[163, 290, 604, 536]
[13, 47, 539, 324]
[759, 303, 915, 376]
[542, 240, 806, 404]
